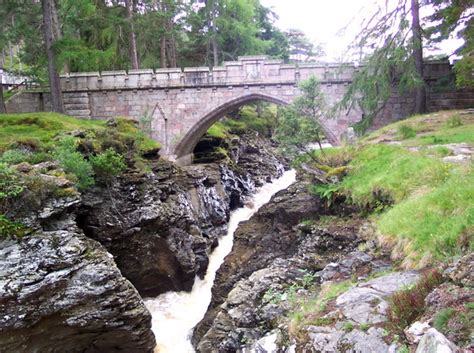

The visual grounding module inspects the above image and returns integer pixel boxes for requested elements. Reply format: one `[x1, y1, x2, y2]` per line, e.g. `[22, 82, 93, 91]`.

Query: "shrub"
[397, 125, 416, 140]
[89, 148, 126, 183]
[0, 149, 31, 165]
[387, 270, 443, 332]
[53, 137, 94, 191]
[0, 214, 29, 238]
[433, 308, 455, 332]
[446, 115, 463, 128]
[0, 163, 24, 211]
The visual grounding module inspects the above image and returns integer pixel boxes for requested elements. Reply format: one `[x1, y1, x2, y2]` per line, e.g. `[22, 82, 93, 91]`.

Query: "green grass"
[206, 123, 229, 139]
[0, 113, 105, 152]
[339, 144, 449, 205]
[312, 110, 474, 268]
[412, 124, 474, 146]
[362, 110, 474, 147]
[378, 169, 473, 264]
[0, 113, 160, 156]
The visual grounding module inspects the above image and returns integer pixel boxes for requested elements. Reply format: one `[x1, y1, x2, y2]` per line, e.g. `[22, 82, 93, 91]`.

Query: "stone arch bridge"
[7, 56, 459, 164]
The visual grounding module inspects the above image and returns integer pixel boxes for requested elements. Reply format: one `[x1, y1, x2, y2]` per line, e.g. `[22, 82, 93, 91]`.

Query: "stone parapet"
[58, 56, 362, 92]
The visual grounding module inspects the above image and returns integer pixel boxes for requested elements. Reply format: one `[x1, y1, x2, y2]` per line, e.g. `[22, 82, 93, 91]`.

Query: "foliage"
[310, 183, 341, 207]
[425, 0, 474, 88]
[53, 137, 94, 191]
[274, 76, 327, 157]
[320, 111, 474, 267]
[336, 0, 426, 134]
[286, 28, 325, 62]
[3, 0, 292, 76]
[397, 125, 417, 139]
[0, 214, 29, 239]
[89, 148, 126, 183]
[446, 115, 463, 128]
[0, 163, 24, 212]
[387, 270, 443, 332]
[0, 149, 32, 165]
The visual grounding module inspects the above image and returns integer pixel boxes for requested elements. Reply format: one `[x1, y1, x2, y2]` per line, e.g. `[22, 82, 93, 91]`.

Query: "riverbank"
[194, 109, 473, 352]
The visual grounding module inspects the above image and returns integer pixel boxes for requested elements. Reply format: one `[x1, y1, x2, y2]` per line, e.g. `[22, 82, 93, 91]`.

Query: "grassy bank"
[311, 110, 473, 268]
[0, 113, 161, 237]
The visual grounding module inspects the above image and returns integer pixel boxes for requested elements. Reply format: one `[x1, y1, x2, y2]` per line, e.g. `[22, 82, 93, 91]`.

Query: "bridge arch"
[173, 92, 290, 162]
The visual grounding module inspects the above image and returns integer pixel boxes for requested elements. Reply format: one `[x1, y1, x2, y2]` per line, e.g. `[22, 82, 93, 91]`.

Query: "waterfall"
[144, 169, 297, 353]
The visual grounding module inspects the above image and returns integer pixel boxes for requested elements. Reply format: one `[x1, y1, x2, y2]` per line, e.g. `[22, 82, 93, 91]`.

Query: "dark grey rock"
[0, 229, 155, 353]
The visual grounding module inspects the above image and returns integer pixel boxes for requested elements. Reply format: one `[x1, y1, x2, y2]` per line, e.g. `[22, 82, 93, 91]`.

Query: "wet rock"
[415, 328, 460, 353]
[194, 182, 364, 351]
[0, 229, 155, 353]
[78, 132, 286, 297]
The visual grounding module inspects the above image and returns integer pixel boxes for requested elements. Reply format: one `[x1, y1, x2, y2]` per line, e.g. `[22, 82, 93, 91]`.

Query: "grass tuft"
[387, 269, 443, 332]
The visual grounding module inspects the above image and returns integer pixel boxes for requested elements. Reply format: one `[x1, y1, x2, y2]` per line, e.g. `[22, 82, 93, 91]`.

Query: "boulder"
[405, 321, 431, 344]
[415, 328, 460, 353]
[0, 229, 155, 353]
[444, 253, 473, 287]
[335, 272, 419, 324]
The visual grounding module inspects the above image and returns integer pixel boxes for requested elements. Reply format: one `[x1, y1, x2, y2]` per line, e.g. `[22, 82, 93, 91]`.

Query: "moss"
[342, 322, 354, 332]
[52, 187, 78, 198]
[0, 113, 105, 152]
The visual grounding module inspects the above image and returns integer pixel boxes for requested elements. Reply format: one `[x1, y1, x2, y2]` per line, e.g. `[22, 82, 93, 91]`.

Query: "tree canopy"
[337, 0, 473, 134]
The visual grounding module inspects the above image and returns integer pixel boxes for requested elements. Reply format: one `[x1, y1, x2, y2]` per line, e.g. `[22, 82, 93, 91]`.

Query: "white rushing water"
[144, 169, 297, 353]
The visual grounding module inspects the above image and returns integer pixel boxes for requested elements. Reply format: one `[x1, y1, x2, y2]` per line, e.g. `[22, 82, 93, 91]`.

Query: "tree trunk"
[166, 22, 177, 68]
[42, 0, 64, 113]
[8, 43, 14, 69]
[0, 53, 6, 114]
[411, 0, 426, 114]
[125, 0, 139, 69]
[160, 36, 167, 68]
[159, 0, 167, 68]
[210, 0, 219, 66]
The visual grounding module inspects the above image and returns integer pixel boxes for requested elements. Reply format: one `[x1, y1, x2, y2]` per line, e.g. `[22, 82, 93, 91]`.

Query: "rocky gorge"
[193, 179, 473, 353]
[0, 126, 286, 352]
[1, 110, 473, 353]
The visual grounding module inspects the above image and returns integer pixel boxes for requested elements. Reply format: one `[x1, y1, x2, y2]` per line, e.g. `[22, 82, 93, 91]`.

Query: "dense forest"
[0, 0, 323, 75]
[0, 0, 472, 117]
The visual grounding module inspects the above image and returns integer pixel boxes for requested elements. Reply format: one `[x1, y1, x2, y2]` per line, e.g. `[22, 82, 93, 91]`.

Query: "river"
[144, 169, 297, 353]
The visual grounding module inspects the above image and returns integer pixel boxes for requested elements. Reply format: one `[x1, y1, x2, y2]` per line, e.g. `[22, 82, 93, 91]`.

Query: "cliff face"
[192, 181, 363, 351]
[76, 131, 286, 297]
[0, 172, 156, 353]
[0, 130, 286, 352]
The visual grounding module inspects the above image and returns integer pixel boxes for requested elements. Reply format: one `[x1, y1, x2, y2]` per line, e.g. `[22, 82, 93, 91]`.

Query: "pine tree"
[42, 0, 64, 113]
